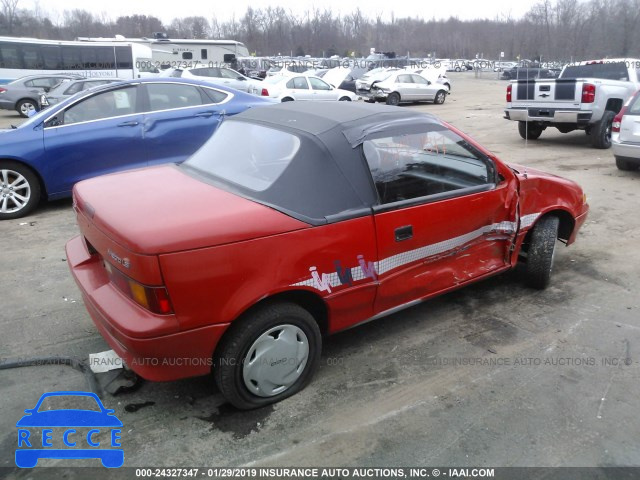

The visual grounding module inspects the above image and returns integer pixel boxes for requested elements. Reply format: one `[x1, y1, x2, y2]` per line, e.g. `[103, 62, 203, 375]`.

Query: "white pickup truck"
[504, 59, 640, 148]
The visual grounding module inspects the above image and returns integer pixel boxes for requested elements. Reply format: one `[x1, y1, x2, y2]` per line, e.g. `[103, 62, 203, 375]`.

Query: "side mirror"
[237, 76, 246, 81]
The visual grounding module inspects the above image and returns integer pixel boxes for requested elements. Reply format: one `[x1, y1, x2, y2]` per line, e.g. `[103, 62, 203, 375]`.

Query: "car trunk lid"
[73, 165, 310, 256]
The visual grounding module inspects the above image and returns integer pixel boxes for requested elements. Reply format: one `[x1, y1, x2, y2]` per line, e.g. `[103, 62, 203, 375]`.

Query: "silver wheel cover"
[242, 324, 310, 397]
[0, 168, 31, 213]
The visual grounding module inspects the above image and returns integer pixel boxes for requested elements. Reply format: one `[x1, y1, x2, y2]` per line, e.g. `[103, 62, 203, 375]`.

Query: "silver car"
[612, 90, 640, 171]
[0, 74, 84, 117]
[359, 71, 449, 106]
[170, 66, 263, 94]
[39, 78, 124, 109]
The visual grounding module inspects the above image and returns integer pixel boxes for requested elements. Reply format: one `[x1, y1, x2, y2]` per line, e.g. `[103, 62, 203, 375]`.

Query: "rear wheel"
[616, 157, 640, 171]
[0, 160, 41, 220]
[213, 303, 322, 410]
[518, 121, 543, 140]
[16, 99, 38, 118]
[386, 92, 401, 106]
[281, 97, 294, 102]
[524, 215, 559, 289]
[591, 111, 615, 149]
[434, 90, 447, 104]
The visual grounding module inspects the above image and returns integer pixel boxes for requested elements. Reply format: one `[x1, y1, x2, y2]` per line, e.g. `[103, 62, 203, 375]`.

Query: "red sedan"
[67, 102, 589, 409]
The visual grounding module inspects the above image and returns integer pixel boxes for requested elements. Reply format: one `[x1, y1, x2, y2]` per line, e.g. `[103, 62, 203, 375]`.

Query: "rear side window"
[146, 83, 204, 110]
[287, 77, 308, 89]
[363, 129, 494, 205]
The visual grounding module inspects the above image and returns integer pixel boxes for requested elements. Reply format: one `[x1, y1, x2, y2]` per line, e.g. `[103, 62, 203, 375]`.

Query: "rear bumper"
[0, 98, 15, 110]
[505, 107, 592, 125]
[612, 137, 640, 162]
[66, 235, 230, 381]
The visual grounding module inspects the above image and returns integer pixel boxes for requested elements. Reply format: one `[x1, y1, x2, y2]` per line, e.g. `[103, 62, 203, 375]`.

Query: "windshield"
[185, 121, 300, 192]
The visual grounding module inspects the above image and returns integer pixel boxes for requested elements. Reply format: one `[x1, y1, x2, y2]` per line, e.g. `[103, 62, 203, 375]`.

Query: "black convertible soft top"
[191, 102, 449, 225]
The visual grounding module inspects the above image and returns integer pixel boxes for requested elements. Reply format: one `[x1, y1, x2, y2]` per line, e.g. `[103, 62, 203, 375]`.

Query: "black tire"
[616, 157, 640, 171]
[455, 67, 461, 72]
[434, 90, 447, 104]
[591, 110, 615, 149]
[518, 121, 543, 140]
[213, 302, 322, 410]
[524, 215, 559, 289]
[338, 96, 352, 101]
[281, 97, 294, 102]
[386, 92, 401, 106]
[0, 160, 41, 220]
[16, 98, 38, 118]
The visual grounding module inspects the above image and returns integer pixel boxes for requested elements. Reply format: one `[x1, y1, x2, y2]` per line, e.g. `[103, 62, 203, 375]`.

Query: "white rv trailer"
[77, 34, 250, 70]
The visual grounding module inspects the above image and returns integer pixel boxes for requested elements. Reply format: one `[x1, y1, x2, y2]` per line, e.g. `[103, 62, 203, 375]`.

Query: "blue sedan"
[0, 77, 272, 219]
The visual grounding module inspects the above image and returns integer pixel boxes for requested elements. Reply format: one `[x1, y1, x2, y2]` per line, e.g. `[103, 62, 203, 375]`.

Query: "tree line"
[1, 0, 639, 61]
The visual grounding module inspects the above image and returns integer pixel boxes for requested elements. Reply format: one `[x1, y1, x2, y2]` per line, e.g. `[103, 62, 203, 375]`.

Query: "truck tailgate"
[512, 79, 579, 108]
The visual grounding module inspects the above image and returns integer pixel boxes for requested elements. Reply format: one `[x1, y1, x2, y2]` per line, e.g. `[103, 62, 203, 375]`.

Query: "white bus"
[0, 36, 155, 84]
[77, 34, 250, 70]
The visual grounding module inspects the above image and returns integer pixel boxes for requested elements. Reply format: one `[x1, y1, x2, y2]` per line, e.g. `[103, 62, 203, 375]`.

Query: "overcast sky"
[36, 0, 538, 25]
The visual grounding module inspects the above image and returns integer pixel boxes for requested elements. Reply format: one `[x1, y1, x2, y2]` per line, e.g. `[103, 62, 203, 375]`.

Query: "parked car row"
[0, 74, 84, 117]
[0, 78, 272, 220]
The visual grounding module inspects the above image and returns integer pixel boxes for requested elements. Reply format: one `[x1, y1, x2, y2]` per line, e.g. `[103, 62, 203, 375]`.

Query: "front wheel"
[338, 96, 352, 101]
[591, 111, 615, 149]
[524, 215, 559, 289]
[0, 160, 41, 220]
[16, 99, 38, 118]
[213, 303, 322, 410]
[434, 90, 447, 104]
[518, 121, 543, 140]
[386, 92, 401, 106]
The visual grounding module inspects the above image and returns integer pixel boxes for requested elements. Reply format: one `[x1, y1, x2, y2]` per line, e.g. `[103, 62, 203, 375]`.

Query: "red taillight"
[581, 83, 596, 103]
[261, 88, 269, 96]
[0, 87, 6, 93]
[104, 262, 174, 315]
[612, 106, 626, 133]
[506, 84, 512, 102]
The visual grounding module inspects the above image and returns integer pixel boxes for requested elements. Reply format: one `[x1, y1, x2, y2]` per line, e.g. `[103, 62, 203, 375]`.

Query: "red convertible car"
[67, 102, 588, 409]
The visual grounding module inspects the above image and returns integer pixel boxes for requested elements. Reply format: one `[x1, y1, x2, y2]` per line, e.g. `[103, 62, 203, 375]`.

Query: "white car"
[612, 89, 640, 171]
[256, 75, 356, 102]
[168, 66, 263, 93]
[360, 71, 448, 106]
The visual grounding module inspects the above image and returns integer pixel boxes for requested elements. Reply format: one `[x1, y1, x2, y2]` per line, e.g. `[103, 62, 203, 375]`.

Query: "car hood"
[73, 165, 310, 254]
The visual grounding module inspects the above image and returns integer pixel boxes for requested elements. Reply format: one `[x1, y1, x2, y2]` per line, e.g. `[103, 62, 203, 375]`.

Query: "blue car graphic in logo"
[16, 391, 123, 468]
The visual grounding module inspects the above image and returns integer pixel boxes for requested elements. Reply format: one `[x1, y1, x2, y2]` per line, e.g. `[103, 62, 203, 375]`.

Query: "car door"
[285, 77, 313, 100]
[362, 127, 519, 314]
[41, 84, 145, 196]
[141, 82, 230, 166]
[308, 77, 335, 100]
[219, 68, 250, 92]
[395, 74, 417, 100]
[411, 74, 436, 101]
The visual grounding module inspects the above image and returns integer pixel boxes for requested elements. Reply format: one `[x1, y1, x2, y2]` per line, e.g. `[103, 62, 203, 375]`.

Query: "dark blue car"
[16, 391, 124, 468]
[0, 77, 272, 220]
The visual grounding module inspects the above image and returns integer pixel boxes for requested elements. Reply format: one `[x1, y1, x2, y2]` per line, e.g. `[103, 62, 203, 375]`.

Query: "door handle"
[395, 225, 413, 242]
[117, 121, 139, 127]
[195, 111, 214, 118]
